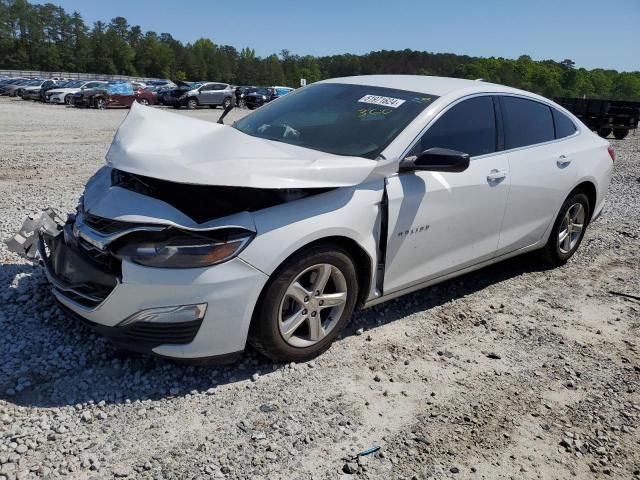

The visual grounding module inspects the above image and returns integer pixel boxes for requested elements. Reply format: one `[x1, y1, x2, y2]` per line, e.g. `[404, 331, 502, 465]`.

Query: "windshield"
[233, 83, 437, 159]
[63, 80, 82, 88]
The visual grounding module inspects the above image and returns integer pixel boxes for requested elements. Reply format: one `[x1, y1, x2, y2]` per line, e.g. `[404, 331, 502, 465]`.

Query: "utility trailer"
[554, 97, 640, 139]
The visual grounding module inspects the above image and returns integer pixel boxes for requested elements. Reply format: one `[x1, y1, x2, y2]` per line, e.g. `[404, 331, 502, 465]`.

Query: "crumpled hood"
[105, 102, 389, 189]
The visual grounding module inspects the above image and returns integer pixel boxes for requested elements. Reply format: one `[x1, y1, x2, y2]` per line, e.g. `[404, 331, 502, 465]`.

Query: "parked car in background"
[162, 81, 235, 109]
[234, 86, 255, 108]
[145, 79, 174, 88]
[244, 86, 293, 109]
[21, 78, 62, 101]
[47, 80, 108, 105]
[72, 82, 156, 109]
[0, 77, 25, 88]
[37, 79, 68, 102]
[1, 79, 43, 97]
[7, 75, 614, 364]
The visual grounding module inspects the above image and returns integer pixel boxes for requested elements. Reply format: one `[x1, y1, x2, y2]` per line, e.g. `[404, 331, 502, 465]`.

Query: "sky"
[33, 0, 640, 72]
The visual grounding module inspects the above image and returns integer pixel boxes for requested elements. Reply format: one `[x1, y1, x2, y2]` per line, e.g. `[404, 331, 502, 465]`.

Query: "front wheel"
[249, 245, 359, 362]
[64, 95, 72, 105]
[222, 97, 232, 109]
[597, 128, 612, 138]
[613, 129, 628, 140]
[187, 98, 198, 110]
[95, 98, 106, 109]
[137, 98, 149, 106]
[541, 192, 590, 266]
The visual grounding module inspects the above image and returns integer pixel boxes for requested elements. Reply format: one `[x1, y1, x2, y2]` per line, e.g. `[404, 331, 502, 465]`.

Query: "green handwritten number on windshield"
[357, 108, 393, 119]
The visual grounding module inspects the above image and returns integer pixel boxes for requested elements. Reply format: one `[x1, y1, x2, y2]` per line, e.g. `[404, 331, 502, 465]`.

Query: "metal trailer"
[554, 96, 640, 139]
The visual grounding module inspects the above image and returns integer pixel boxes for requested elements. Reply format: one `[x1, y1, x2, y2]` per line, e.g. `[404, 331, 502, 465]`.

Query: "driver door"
[383, 95, 511, 293]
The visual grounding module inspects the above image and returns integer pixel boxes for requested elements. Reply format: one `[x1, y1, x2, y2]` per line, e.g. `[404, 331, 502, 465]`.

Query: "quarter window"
[501, 96, 555, 149]
[552, 109, 577, 139]
[415, 96, 497, 157]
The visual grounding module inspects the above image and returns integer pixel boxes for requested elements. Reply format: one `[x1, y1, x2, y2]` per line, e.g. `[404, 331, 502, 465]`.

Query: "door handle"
[486, 169, 507, 182]
[557, 155, 572, 167]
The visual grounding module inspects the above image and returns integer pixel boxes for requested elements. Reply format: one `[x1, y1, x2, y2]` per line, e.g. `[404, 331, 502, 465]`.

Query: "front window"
[234, 83, 438, 159]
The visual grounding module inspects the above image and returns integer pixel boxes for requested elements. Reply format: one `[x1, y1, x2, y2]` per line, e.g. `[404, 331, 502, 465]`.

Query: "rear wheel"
[597, 127, 612, 138]
[249, 245, 359, 362]
[137, 98, 150, 106]
[613, 129, 628, 140]
[541, 192, 590, 266]
[187, 98, 198, 110]
[222, 97, 232, 109]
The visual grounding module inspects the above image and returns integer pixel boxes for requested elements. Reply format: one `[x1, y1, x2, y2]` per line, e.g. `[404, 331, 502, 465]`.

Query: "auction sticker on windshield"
[358, 94, 406, 108]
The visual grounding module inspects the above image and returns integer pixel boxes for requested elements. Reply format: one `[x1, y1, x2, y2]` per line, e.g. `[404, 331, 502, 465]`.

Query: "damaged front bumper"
[6, 208, 269, 362]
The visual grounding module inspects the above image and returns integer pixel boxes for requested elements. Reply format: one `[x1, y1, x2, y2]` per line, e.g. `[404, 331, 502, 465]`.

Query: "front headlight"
[114, 229, 253, 268]
[262, 95, 267, 100]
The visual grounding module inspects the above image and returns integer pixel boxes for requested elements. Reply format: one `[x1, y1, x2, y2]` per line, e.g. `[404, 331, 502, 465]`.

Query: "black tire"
[64, 95, 71, 105]
[247, 104, 256, 110]
[95, 97, 106, 109]
[613, 129, 628, 140]
[540, 192, 590, 266]
[137, 98, 149, 106]
[222, 97, 232, 109]
[187, 98, 198, 110]
[249, 244, 359, 362]
[597, 128, 612, 138]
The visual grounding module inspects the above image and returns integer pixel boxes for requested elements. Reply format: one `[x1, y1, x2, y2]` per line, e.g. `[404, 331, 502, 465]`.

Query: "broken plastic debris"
[4, 208, 63, 259]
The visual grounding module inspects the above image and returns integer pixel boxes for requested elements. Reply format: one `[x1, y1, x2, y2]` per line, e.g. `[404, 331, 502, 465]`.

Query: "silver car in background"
[174, 82, 235, 110]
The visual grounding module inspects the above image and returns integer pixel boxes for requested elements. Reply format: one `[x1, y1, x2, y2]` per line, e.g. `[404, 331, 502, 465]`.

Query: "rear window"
[501, 96, 555, 149]
[552, 109, 577, 139]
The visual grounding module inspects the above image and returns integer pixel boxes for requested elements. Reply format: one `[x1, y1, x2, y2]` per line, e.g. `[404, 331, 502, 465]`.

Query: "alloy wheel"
[558, 203, 585, 254]
[278, 263, 348, 348]
[138, 98, 149, 105]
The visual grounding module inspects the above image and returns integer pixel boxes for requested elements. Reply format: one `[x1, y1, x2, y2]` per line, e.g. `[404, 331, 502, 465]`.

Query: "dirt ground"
[0, 97, 638, 480]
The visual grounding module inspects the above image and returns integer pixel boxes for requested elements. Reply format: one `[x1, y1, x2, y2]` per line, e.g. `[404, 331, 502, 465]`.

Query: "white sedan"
[10, 75, 613, 363]
[46, 80, 107, 104]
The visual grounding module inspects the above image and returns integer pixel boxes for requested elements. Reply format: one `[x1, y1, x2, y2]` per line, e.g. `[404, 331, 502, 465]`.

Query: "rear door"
[496, 96, 579, 254]
[383, 95, 511, 293]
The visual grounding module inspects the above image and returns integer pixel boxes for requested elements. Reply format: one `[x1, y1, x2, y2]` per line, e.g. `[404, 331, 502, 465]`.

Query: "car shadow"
[0, 252, 552, 409]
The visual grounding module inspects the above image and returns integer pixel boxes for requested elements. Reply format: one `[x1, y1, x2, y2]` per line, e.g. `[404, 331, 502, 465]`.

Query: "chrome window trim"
[399, 92, 582, 163]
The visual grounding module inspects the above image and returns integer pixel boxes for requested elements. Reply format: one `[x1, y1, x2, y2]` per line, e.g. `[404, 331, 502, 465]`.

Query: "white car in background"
[9, 75, 614, 364]
[46, 80, 108, 105]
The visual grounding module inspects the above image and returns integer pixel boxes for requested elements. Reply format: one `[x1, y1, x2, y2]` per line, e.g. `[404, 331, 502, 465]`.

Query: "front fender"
[239, 181, 385, 298]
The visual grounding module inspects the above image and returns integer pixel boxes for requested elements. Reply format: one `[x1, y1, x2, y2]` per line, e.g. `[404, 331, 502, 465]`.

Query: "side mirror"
[400, 148, 470, 173]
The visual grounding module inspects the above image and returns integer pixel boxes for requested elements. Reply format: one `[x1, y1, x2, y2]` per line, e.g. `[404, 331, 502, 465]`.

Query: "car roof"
[319, 74, 533, 99]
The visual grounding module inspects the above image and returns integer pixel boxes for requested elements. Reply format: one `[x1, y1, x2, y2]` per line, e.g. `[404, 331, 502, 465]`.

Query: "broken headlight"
[114, 229, 253, 269]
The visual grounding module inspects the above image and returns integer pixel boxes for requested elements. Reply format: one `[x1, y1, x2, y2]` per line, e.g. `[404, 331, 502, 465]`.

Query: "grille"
[83, 213, 135, 235]
[40, 232, 119, 309]
[124, 320, 203, 345]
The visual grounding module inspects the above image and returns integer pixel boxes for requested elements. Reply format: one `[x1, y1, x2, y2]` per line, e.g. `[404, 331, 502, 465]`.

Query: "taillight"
[607, 144, 616, 162]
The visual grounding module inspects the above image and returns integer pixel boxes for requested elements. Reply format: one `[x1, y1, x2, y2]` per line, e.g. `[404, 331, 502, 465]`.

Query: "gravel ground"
[0, 97, 639, 480]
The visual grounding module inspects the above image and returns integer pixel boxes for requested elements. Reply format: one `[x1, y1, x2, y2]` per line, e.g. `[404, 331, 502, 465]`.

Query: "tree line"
[1, 0, 639, 100]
